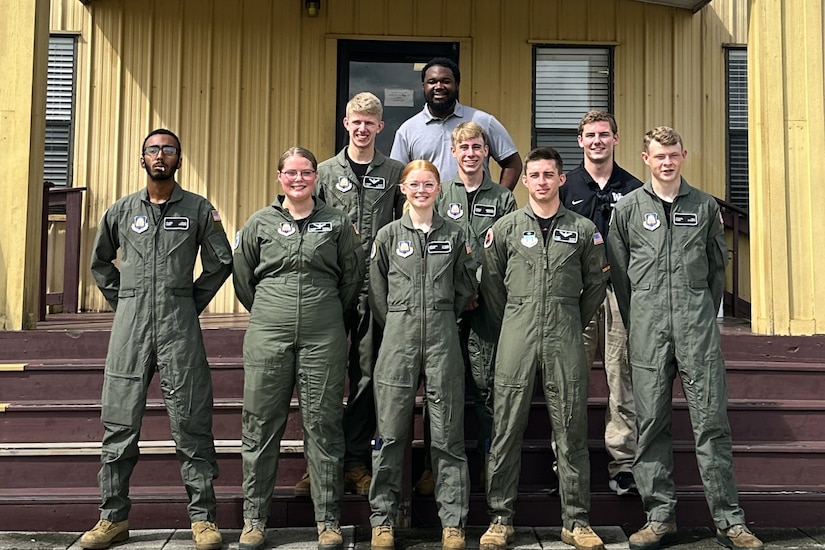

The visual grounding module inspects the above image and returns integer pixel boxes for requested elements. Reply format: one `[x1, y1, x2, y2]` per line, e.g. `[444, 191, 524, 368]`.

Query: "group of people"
[78, 56, 763, 550]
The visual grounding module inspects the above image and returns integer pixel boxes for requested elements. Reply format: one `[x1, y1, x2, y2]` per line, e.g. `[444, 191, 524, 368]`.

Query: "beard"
[426, 91, 458, 118]
[144, 164, 176, 181]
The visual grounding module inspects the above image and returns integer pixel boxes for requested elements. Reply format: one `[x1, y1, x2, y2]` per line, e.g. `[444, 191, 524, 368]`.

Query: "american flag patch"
[212, 210, 222, 222]
[593, 231, 604, 245]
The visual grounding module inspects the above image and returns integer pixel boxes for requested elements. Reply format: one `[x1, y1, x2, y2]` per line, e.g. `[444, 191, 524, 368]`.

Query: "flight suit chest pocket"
[505, 251, 534, 297]
[164, 222, 197, 283]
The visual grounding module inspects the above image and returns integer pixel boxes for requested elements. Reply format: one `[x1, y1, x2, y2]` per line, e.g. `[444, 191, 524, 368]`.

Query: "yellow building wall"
[49, 0, 749, 314]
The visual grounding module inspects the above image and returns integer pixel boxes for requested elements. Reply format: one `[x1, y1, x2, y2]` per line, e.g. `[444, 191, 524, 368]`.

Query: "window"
[533, 46, 613, 171]
[45, 35, 76, 187]
[726, 47, 748, 209]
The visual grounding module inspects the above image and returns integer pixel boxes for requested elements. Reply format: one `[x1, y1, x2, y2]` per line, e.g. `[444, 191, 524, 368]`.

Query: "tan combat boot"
[442, 527, 465, 550]
[560, 524, 605, 550]
[629, 521, 678, 550]
[479, 518, 514, 550]
[371, 525, 394, 550]
[239, 518, 266, 550]
[294, 470, 311, 496]
[191, 521, 222, 550]
[344, 464, 372, 495]
[318, 520, 344, 550]
[78, 519, 129, 549]
[716, 525, 763, 549]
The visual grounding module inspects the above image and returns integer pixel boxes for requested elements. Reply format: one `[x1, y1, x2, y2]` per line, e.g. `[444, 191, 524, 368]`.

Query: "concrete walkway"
[1, 526, 824, 550]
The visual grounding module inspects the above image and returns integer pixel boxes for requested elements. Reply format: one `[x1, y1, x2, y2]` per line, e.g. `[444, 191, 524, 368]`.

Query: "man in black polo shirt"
[560, 111, 642, 496]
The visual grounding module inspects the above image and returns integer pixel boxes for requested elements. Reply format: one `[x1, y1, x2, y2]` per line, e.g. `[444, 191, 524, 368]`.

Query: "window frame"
[725, 46, 748, 210]
[45, 34, 77, 188]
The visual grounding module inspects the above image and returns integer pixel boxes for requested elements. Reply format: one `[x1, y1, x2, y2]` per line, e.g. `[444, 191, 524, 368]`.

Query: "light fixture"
[305, 0, 321, 17]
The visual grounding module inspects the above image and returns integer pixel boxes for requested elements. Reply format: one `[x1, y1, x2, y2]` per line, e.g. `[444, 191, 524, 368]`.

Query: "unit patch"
[363, 176, 386, 190]
[552, 228, 579, 244]
[163, 217, 190, 231]
[307, 221, 333, 233]
[335, 176, 353, 192]
[447, 203, 464, 220]
[396, 240, 413, 258]
[427, 241, 452, 254]
[484, 228, 494, 248]
[643, 212, 661, 231]
[521, 231, 538, 248]
[473, 204, 497, 217]
[673, 212, 698, 226]
[131, 215, 149, 234]
[278, 222, 296, 236]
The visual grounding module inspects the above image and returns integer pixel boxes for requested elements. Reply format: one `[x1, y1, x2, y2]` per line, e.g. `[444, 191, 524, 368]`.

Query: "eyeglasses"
[280, 170, 316, 180]
[143, 145, 178, 156]
[404, 181, 438, 191]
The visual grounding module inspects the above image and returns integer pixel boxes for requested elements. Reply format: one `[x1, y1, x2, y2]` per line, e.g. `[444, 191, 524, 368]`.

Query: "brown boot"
[191, 521, 222, 550]
[442, 527, 465, 550]
[629, 522, 678, 550]
[317, 521, 343, 550]
[716, 525, 763, 549]
[479, 518, 514, 550]
[344, 464, 372, 495]
[78, 519, 129, 549]
[560, 525, 604, 550]
[294, 470, 311, 496]
[239, 518, 266, 550]
[371, 525, 394, 550]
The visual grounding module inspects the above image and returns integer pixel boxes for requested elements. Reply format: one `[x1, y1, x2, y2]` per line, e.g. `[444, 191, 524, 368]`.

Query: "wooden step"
[1, 485, 822, 531]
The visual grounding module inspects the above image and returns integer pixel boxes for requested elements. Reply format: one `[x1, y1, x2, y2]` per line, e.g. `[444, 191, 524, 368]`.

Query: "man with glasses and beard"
[559, 111, 642, 497]
[81, 129, 232, 550]
[390, 57, 522, 190]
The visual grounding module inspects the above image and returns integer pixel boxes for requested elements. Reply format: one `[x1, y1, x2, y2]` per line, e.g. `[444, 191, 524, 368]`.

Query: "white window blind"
[45, 35, 76, 187]
[727, 48, 748, 208]
[534, 47, 611, 171]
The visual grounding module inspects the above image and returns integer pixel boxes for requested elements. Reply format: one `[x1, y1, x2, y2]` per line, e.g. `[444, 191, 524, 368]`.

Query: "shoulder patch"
[593, 231, 604, 245]
[211, 209, 222, 222]
[233, 231, 241, 250]
[370, 241, 378, 259]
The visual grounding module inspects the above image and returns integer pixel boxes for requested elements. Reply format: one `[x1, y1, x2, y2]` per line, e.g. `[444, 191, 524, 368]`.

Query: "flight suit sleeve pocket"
[207, 231, 233, 265]
[171, 287, 194, 297]
[433, 302, 453, 310]
[117, 289, 136, 298]
[630, 282, 651, 291]
[689, 280, 708, 289]
[388, 304, 408, 312]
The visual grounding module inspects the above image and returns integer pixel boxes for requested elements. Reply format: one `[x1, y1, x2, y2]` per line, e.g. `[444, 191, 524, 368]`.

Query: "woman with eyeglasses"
[233, 147, 365, 550]
[367, 160, 478, 550]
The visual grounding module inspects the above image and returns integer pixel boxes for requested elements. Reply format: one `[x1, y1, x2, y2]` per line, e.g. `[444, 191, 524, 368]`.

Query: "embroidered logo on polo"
[131, 215, 149, 234]
[278, 222, 296, 236]
[673, 212, 698, 226]
[643, 213, 661, 231]
[335, 176, 353, 192]
[307, 221, 333, 233]
[396, 240, 413, 258]
[553, 229, 579, 244]
[363, 176, 386, 190]
[427, 241, 452, 254]
[473, 204, 497, 217]
[447, 203, 464, 220]
[163, 217, 190, 231]
[521, 231, 538, 248]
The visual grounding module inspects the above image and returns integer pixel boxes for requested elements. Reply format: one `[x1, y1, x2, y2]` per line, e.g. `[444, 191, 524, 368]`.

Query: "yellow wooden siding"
[50, 0, 749, 313]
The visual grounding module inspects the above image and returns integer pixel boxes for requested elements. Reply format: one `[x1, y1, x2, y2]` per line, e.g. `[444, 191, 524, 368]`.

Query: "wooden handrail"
[39, 183, 87, 321]
[715, 197, 750, 319]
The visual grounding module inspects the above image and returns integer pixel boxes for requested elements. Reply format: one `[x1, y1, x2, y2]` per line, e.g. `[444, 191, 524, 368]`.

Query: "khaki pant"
[583, 286, 637, 478]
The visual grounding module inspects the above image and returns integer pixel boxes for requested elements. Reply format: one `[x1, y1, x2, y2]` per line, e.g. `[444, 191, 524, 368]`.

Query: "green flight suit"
[90, 183, 233, 523]
[607, 179, 747, 529]
[316, 148, 405, 469]
[481, 204, 607, 530]
[435, 174, 516, 456]
[368, 212, 478, 529]
[233, 196, 364, 523]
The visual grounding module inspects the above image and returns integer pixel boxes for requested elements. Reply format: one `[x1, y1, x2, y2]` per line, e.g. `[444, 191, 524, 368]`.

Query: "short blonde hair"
[644, 126, 683, 151]
[346, 92, 383, 119]
[451, 121, 487, 147]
